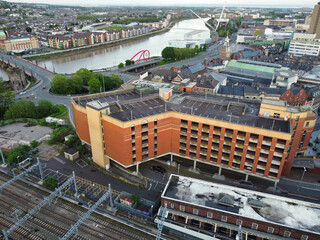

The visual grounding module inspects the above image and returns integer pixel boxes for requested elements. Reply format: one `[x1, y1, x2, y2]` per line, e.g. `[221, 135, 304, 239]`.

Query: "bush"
[315, 138, 319, 144]
[313, 146, 318, 151]
[48, 127, 72, 145]
[30, 140, 39, 149]
[131, 194, 141, 207]
[7, 144, 31, 165]
[118, 63, 124, 68]
[44, 176, 58, 190]
[65, 135, 79, 148]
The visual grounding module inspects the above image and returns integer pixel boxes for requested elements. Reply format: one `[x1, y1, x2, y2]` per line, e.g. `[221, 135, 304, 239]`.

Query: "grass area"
[50, 105, 68, 119]
[254, 29, 263, 36]
[101, 26, 126, 31]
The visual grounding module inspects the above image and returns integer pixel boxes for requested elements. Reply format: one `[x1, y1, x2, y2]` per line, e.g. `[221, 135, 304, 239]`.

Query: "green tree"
[30, 140, 39, 149]
[68, 75, 83, 94]
[161, 47, 175, 60]
[88, 77, 101, 94]
[37, 99, 59, 118]
[0, 77, 15, 118]
[48, 127, 72, 145]
[75, 68, 92, 86]
[25, 26, 32, 32]
[203, 43, 207, 51]
[7, 144, 31, 164]
[118, 63, 124, 68]
[50, 74, 69, 94]
[4, 100, 37, 119]
[44, 176, 58, 190]
[125, 59, 134, 66]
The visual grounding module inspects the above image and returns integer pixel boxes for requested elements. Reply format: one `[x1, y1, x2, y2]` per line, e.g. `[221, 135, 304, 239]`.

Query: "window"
[306, 121, 309, 127]
[274, 113, 280, 119]
[193, 208, 199, 215]
[179, 205, 185, 211]
[284, 231, 291, 238]
[300, 235, 308, 240]
[264, 111, 270, 117]
[251, 223, 258, 230]
[207, 212, 213, 218]
[221, 216, 227, 222]
[236, 219, 242, 226]
[170, 203, 174, 208]
[267, 227, 274, 233]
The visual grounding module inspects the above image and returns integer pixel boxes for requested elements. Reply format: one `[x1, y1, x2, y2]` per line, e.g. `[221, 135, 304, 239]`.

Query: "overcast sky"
[5, 0, 318, 7]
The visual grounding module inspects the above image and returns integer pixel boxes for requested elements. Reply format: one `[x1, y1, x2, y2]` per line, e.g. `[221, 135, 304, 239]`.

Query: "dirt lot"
[35, 141, 65, 160]
[0, 123, 53, 150]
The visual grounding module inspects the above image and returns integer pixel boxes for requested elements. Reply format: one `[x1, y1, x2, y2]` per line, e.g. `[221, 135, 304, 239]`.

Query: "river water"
[36, 18, 210, 74]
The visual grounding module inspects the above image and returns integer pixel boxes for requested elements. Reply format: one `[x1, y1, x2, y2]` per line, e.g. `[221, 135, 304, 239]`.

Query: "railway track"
[0, 172, 155, 240]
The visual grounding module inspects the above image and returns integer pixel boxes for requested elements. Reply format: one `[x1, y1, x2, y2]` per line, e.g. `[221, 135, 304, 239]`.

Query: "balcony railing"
[189, 148, 197, 153]
[236, 143, 244, 148]
[200, 151, 207, 156]
[225, 133, 233, 138]
[201, 136, 209, 141]
[211, 153, 218, 158]
[257, 165, 266, 170]
[200, 143, 208, 148]
[269, 167, 279, 173]
[142, 143, 148, 148]
[180, 131, 187, 136]
[202, 128, 209, 133]
[262, 140, 272, 146]
[221, 156, 229, 161]
[224, 141, 232, 146]
[246, 154, 255, 159]
[190, 141, 197, 146]
[260, 149, 269, 154]
[249, 138, 258, 143]
[191, 134, 198, 138]
[212, 138, 220, 143]
[213, 130, 221, 135]
[259, 157, 268, 162]
[212, 146, 219, 151]
[272, 160, 281, 165]
[191, 126, 198, 131]
[234, 151, 243, 156]
[276, 143, 285, 149]
[247, 146, 256, 151]
[237, 135, 245, 140]
[180, 146, 186, 151]
[273, 151, 283, 157]
[223, 149, 230, 154]
[141, 135, 148, 140]
[180, 124, 188, 129]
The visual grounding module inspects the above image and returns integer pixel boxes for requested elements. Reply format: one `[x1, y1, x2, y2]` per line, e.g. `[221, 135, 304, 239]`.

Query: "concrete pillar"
[214, 224, 217, 233]
[245, 232, 248, 240]
[229, 229, 232, 237]
[245, 173, 249, 182]
[185, 216, 188, 224]
[193, 159, 197, 169]
[218, 166, 222, 176]
[171, 154, 173, 163]
[274, 181, 278, 191]
[136, 162, 140, 174]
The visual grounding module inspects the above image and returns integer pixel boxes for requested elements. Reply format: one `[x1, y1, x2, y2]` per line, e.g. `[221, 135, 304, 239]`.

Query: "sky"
[5, 0, 318, 8]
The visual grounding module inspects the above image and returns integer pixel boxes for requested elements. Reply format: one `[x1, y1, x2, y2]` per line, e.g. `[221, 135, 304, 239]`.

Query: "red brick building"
[280, 87, 308, 106]
[158, 175, 320, 240]
[72, 89, 316, 181]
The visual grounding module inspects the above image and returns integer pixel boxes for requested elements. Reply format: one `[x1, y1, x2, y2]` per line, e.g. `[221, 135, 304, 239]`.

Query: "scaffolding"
[0, 158, 43, 194]
[60, 184, 112, 240]
[2, 171, 78, 240]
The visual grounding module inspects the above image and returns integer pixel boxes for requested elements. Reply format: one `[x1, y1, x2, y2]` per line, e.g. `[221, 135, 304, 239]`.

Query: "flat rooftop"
[73, 90, 291, 133]
[163, 175, 320, 234]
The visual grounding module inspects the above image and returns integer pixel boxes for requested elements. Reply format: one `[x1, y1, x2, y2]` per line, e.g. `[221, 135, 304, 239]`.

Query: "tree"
[48, 127, 72, 145]
[44, 176, 58, 190]
[118, 63, 124, 68]
[161, 47, 175, 60]
[0, 77, 15, 118]
[37, 99, 59, 118]
[75, 68, 92, 86]
[50, 74, 69, 94]
[88, 77, 101, 94]
[30, 140, 39, 149]
[203, 43, 207, 51]
[4, 100, 37, 119]
[25, 26, 32, 32]
[68, 75, 83, 94]
[7, 144, 31, 164]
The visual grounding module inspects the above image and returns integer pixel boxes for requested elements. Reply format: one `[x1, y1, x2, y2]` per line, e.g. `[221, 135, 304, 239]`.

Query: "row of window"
[167, 203, 308, 239]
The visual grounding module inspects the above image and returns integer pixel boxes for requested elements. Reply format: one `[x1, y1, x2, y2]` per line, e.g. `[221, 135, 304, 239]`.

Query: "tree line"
[50, 68, 123, 95]
[161, 45, 207, 61]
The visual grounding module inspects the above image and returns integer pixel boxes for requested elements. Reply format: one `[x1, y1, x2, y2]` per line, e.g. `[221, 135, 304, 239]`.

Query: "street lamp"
[297, 167, 307, 192]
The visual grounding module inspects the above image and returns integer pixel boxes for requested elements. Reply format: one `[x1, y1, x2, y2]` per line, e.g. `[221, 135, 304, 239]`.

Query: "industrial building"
[157, 174, 320, 240]
[72, 85, 316, 181]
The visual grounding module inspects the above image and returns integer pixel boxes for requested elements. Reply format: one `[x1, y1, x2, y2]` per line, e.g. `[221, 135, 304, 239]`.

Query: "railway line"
[0, 172, 155, 240]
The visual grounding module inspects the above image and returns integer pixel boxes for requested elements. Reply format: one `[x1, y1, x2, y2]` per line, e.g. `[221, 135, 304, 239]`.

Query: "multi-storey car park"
[157, 174, 320, 240]
[71, 87, 316, 185]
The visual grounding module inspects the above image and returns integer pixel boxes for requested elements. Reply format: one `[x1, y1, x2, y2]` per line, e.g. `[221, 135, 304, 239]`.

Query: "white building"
[168, 30, 210, 48]
[288, 33, 320, 57]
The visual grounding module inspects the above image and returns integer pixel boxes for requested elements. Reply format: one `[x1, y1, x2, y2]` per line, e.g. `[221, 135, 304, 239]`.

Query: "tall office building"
[308, 2, 320, 38]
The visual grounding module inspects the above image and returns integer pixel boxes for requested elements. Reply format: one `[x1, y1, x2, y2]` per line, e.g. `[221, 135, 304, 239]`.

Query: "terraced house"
[72, 87, 316, 184]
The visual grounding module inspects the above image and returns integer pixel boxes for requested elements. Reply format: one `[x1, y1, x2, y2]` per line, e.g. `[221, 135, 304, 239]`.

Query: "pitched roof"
[218, 85, 244, 96]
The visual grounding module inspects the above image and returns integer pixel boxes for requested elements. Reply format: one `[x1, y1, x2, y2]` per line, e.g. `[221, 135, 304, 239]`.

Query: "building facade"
[288, 33, 320, 57]
[158, 174, 320, 240]
[0, 32, 39, 53]
[308, 2, 320, 38]
[72, 89, 316, 180]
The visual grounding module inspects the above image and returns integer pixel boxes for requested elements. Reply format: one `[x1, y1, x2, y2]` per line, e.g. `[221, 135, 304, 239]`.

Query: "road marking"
[301, 186, 320, 191]
[154, 182, 158, 189]
[53, 157, 65, 165]
[148, 183, 152, 191]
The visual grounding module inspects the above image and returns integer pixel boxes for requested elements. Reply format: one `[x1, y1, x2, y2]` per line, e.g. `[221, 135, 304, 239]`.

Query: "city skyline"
[6, 0, 318, 7]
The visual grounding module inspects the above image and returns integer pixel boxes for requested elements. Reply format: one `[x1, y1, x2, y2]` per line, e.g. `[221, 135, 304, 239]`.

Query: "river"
[36, 18, 210, 74]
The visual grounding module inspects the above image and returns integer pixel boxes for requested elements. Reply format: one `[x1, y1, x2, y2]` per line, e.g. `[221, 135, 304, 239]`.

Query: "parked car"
[151, 166, 166, 174]
[31, 148, 39, 154]
[42, 86, 46, 89]
[308, 142, 313, 147]
[19, 91, 26, 95]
